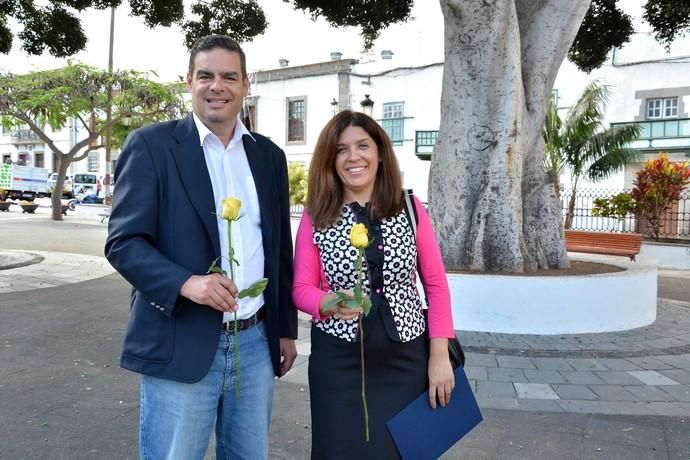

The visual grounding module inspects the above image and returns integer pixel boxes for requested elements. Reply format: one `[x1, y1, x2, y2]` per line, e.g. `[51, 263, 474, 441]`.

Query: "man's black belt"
[223, 306, 265, 331]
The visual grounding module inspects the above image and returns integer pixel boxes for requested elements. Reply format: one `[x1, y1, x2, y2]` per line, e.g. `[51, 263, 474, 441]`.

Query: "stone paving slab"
[559, 370, 607, 385]
[589, 385, 640, 401]
[487, 367, 528, 383]
[597, 358, 644, 371]
[524, 369, 567, 384]
[476, 380, 516, 398]
[658, 369, 690, 384]
[496, 356, 536, 369]
[658, 385, 690, 402]
[531, 357, 573, 371]
[552, 384, 599, 400]
[625, 385, 677, 402]
[594, 371, 646, 386]
[514, 383, 559, 400]
[627, 370, 679, 386]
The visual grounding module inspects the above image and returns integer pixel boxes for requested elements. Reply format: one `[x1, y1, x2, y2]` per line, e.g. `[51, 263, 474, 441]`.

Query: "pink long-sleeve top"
[292, 195, 455, 339]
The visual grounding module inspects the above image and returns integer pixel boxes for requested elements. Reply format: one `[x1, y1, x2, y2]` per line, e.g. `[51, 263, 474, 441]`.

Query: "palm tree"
[543, 81, 641, 229]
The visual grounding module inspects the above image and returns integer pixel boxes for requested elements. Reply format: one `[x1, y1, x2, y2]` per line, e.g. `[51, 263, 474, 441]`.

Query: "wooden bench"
[565, 230, 642, 261]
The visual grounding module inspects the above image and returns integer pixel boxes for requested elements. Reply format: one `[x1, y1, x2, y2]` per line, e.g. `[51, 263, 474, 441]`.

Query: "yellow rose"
[349, 223, 369, 249]
[221, 196, 242, 221]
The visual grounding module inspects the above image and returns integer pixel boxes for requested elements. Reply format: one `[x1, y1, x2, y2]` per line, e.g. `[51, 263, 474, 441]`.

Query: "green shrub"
[288, 163, 308, 206]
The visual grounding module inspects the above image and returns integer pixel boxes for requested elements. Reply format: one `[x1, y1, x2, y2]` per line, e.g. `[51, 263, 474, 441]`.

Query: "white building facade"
[248, 32, 690, 202]
[0, 120, 107, 179]
[3, 28, 687, 204]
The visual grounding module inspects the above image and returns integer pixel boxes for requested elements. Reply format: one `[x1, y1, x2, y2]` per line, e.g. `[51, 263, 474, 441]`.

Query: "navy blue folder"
[386, 366, 483, 459]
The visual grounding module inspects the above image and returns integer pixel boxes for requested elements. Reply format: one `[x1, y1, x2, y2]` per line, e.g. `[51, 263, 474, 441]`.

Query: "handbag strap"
[403, 191, 465, 367]
[402, 189, 429, 308]
[403, 189, 417, 239]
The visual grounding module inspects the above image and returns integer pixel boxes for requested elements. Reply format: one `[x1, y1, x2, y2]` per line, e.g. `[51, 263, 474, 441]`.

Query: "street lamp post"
[330, 98, 339, 116]
[360, 94, 374, 117]
[104, 6, 115, 206]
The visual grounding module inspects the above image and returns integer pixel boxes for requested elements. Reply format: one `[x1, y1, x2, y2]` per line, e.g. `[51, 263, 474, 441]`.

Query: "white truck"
[0, 164, 50, 200]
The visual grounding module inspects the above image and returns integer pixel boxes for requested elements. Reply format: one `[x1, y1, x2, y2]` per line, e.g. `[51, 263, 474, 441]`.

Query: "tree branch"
[68, 134, 99, 159]
[72, 143, 105, 163]
[76, 113, 93, 135]
[13, 111, 67, 157]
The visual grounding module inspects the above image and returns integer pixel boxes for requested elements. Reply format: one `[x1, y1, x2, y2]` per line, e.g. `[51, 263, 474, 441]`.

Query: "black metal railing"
[289, 189, 690, 239]
[561, 188, 690, 239]
[290, 203, 304, 218]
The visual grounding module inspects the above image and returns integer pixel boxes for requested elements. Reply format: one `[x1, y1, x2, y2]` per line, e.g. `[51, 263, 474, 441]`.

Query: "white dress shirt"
[193, 113, 265, 322]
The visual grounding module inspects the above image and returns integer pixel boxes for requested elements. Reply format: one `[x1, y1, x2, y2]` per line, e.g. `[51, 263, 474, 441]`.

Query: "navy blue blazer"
[105, 114, 297, 383]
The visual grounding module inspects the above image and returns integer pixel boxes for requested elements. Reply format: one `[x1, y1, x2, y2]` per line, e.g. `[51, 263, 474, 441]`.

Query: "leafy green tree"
[0, 0, 267, 56]
[0, 63, 185, 220]
[543, 81, 641, 229]
[288, 163, 308, 206]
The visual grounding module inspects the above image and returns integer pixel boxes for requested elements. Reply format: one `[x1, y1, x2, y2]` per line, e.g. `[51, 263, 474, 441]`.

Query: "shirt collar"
[191, 112, 256, 148]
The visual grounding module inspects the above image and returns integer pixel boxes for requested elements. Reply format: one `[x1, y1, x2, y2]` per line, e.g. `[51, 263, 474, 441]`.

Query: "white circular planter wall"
[449, 264, 657, 334]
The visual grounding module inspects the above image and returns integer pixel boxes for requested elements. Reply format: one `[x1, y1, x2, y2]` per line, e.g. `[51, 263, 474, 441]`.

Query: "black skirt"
[308, 308, 428, 460]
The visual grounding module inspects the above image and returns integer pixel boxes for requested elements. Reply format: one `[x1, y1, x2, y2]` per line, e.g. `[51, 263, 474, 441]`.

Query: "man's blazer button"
[150, 301, 155, 306]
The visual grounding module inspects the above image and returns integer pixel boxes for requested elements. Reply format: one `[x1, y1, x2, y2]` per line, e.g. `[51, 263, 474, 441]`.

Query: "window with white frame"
[88, 154, 98, 172]
[382, 102, 404, 145]
[287, 97, 306, 143]
[647, 97, 678, 119]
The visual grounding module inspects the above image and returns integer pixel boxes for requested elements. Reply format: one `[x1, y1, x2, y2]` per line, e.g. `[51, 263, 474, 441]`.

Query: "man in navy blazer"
[105, 35, 297, 459]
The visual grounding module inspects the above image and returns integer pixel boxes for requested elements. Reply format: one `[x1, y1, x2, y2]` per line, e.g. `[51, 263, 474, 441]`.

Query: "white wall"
[350, 62, 443, 202]
[251, 27, 690, 203]
[0, 119, 105, 177]
[554, 27, 690, 191]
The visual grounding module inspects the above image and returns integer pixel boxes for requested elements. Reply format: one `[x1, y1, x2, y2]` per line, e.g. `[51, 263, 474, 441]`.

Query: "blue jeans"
[139, 321, 274, 460]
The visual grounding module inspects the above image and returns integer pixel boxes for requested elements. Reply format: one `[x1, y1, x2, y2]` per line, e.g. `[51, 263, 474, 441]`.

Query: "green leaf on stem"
[340, 298, 362, 309]
[238, 278, 268, 299]
[361, 296, 372, 316]
[322, 291, 349, 311]
[208, 264, 227, 276]
[354, 284, 362, 304]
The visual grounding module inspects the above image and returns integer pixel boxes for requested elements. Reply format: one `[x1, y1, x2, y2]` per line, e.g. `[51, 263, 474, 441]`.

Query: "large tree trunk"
[429, 0, 590, 272]
[50, 155, 70, 221]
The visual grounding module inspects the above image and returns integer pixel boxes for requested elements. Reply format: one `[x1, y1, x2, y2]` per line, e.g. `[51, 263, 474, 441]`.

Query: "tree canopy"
[3, 1, 688, 74]
[294, 0, 689, 73]
[0, 0, 267, 56]
[0, 63, 185, 219]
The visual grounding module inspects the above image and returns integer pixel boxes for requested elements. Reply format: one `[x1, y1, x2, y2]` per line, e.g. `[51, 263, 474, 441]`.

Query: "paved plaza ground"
[0, 206, 689, 459]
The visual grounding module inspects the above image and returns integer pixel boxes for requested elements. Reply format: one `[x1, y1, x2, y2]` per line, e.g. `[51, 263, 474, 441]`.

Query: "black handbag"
[403, 190, 465, 368]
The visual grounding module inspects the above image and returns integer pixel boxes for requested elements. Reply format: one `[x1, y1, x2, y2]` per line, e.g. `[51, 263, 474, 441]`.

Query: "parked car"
[73, 173, 102, 197]
[46, 173, 73, 190]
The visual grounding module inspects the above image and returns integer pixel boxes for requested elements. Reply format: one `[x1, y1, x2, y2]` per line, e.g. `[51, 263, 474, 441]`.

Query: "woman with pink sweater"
[292, 111, 455, 459]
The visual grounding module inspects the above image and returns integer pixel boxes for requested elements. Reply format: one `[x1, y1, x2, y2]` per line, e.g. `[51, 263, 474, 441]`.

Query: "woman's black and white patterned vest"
[312, 204, 426, 342]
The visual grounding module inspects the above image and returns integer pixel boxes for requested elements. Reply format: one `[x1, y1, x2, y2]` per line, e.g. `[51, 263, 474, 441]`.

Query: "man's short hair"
[188, 35, 247, 80]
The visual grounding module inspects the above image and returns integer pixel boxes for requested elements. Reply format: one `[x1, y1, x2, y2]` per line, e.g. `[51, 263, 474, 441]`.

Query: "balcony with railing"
[11, 129, 42, 145]
[414, 130, 438, 160]
[611, 118, 690, 151]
